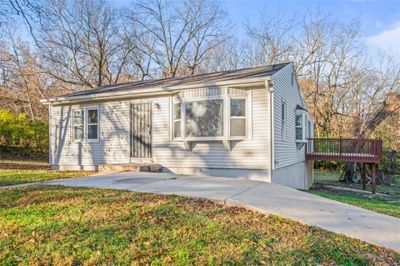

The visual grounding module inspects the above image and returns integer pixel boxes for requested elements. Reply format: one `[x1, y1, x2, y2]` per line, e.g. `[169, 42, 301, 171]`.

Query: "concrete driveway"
[42, 172, 400, 252]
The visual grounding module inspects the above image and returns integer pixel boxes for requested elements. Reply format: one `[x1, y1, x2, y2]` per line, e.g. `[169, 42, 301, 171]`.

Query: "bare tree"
[202, 39, 248, 72]
[246, 10, 294, 66]
[244, 10, 400, 140]
[349, 56, 400, 138]
[0, 37, 53, 120]
[0, 0, 42, 42]
[126, 0, 230, 78]
[36, 0, 134, 89]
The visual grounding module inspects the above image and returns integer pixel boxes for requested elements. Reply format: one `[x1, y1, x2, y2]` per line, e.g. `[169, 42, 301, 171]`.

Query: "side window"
[230, 98, 246, 137]
[281, 101, 287, 140]
[173, 103, 181, 138]
[291, 73, 294, 86]
[73, 110, 84, 141]
[87, 108, 99, 140]
[295, 113, 304, 141]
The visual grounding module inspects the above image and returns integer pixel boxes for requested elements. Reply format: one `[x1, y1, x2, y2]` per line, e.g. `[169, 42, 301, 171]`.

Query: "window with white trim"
[295, 113, 303, 140]
[173, 103, 181, 138]
[172, 93, 249, 141]
[185, 99, 224, 137]
[307, 120, 312, 138]
[72, 107, 99, 142]
[87, 108, 98, 140]
[230, 98, 246, 137]
[72, 109, 84, 141]
[295, 112, 306, 142]
[281, 101, 287, 140]
[291, 73, 295, 86]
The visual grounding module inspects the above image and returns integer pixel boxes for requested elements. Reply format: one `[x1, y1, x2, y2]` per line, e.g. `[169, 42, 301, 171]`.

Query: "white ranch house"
[42, 62, 314, 189]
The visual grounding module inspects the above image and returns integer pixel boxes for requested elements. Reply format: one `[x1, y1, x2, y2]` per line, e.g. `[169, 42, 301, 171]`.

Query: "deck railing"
[305, 138, 383, 163]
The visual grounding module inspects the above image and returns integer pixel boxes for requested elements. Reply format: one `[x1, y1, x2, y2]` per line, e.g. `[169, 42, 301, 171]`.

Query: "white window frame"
[72, 109, 84, 142]
[71, 106, 100, 143]
[295, 110, 306, 143]
[291, 72, 295, 87]
[228, 97, 247, 140]
[281, 100, 287, 141]
[85, 106, 99, 142]
[183, 96, 225, 141]
[172, 93, 250, 142]
[173, 102, 183, 140]
[307, 119, 313, 139]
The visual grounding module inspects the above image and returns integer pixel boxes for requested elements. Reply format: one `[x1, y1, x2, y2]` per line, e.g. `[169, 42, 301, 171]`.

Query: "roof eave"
[43, 76, 268, 105]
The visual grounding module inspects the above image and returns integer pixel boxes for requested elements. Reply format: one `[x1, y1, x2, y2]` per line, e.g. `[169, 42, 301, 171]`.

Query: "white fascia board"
[42, 76, 267, 105]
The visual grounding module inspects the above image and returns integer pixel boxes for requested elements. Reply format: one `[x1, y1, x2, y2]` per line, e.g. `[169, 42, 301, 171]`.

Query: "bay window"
[172, 91, 249, 142]
[173, 103, 181, 138]
[185, 99, 224, 137]
[230, 98, 246, 137]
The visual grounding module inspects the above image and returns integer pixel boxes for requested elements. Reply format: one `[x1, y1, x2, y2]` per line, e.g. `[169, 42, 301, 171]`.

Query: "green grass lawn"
[310, 191, 400, 218]
[0, 186, 399, 265]
[0, 169, 94, 186]
[312, 169, 400, 218]
[0, 159, 50, 170]
[314, 170, 400, 197]
[314, 169, 342, 182]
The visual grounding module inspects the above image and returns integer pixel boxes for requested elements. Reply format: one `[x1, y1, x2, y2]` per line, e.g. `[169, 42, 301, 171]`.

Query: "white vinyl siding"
[49, 86, 271, 174]
[153, 87, 269, 170]
[49, 103, 131, 166]
[272, 64, 306, 169]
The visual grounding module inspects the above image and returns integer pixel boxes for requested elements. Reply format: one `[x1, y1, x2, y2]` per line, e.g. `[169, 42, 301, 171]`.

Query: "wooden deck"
[305, 138, 382, 163]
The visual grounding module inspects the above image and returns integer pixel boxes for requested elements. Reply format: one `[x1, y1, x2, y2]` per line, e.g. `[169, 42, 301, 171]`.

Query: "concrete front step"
[98, 163, 162, 173]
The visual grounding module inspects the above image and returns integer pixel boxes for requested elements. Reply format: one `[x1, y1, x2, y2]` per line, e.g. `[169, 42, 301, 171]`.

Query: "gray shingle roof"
[63, 62, 290, 98]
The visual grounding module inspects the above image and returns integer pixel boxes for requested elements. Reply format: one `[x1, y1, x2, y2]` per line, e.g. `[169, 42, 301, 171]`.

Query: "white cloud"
[375, 21, 382, 28]
[366, 22, 400, 60]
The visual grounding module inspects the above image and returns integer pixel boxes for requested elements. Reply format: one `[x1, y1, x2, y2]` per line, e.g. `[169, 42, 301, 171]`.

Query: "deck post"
[361, 163, 366, 190]
[371, 163, 377, 194]
[339, 136, 342, 156]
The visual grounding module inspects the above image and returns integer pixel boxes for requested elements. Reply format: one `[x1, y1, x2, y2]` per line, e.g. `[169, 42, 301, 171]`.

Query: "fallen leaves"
[0, 186, 399, 265]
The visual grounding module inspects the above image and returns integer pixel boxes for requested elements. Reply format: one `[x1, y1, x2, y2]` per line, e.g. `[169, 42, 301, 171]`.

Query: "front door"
[131, 103, 152, 159]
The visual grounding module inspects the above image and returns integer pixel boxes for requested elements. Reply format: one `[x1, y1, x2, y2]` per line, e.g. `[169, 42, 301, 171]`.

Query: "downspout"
[48, 105, 52, 167]
[266, 78, 274, 182]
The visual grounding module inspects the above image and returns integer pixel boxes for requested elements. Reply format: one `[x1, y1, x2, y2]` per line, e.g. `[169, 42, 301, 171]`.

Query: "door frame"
[130, 101, 153, 163]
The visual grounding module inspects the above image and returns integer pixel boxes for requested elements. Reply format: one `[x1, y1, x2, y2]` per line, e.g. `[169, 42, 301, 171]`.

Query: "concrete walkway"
[38, 172, 400, 252]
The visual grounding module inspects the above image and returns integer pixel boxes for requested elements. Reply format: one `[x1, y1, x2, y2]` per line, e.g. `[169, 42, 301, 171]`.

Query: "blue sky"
[96, 0, 400, 60]
[220, 0, 400, 58]
[222, 0, 400, 35]
[110, 0, 400, 60]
